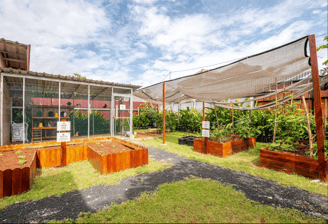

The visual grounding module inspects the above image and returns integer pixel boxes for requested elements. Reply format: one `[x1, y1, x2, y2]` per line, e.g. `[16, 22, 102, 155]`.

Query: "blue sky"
[0, 0, 327, 87]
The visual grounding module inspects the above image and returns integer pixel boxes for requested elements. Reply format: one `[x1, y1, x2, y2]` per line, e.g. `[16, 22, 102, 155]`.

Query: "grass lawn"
[141, 131, 327, 195]
[49, 176, 325, 223]
[0, 159, 172, 210]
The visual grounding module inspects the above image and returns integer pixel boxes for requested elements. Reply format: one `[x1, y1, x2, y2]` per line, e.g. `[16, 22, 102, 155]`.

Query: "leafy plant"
[133, 103, 157, 128]
[15, 150, 22, 154]
[317, 35, 328, 76]
[18, 156, 26, 160]
[18, 160, 27, 165]
[307, 141, 328, 159]
[153, 109, 178, 132]
[209, 124, 233, 142]
[70, 110, 110, 137]
[112, 145, 116, 148]
[179, 107, 202, 133]
[234, 114, 262, 138]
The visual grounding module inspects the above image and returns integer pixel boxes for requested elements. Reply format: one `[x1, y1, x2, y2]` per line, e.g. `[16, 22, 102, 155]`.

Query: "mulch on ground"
[0, 148, 36, 170]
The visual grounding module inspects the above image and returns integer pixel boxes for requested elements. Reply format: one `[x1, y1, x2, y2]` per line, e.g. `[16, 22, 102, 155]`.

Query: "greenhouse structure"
[0, 38, 140, 146]
[0, 67, 140, 146]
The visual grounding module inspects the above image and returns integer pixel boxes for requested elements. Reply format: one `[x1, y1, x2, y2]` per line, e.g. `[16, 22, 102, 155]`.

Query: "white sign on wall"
[202, 121, 210, 129]
[202, 129, 210, 138]
[57, 132, 71, 142]
[57, 121, 71, 131]
[120, 104, 126, 110]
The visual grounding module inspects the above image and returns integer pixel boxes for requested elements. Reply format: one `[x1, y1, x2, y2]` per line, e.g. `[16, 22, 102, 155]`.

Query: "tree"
[316, 35, 328, 76]
[68, 73, 86, 79]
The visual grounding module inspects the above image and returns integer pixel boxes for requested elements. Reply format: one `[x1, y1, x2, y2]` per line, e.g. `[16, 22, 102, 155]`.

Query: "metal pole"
[73, 99, 75, 136]
[23, 77, 25, 144]
[10, 98, 12, 129]
[309, 34, 326, 181]
[88, 85, 90, 139]
[92, 96, 94, 135]
[177, 102, 180, 130]
[110, 88, 114, 136]
[163, 82, 165, 145]
[1, 74, 3, 146]
[59, 81, 61, 122]
[130, 88, 133, 139]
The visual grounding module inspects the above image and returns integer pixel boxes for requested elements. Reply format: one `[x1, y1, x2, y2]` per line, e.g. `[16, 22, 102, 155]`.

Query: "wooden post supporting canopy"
[203, 101, 209, 154]
[162, 82, 165, 145]
[203, 102, 205, 121]
[309, 34, 327, 182]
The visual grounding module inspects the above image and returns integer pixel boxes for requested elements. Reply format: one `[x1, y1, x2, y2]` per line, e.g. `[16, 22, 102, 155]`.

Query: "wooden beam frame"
[3, 58, 26, 63]
[27, 45, 31, 71]
[309, 34, 327, 182]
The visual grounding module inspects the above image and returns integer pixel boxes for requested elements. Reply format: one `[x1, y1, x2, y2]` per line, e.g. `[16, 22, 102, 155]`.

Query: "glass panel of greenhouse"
[0, 71, 137, 146]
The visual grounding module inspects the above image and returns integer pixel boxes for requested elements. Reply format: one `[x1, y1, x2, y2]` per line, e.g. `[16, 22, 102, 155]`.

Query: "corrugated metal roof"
[0, 67, 141, 90]
[0, 38, 29, 70]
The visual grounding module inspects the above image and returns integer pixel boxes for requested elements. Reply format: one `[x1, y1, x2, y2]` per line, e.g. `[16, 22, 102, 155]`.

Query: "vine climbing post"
[162, 82, 165, 145]
[273, 78, 278, 143]
[302, 96, 313, 157]
[309, 34, 326, 182]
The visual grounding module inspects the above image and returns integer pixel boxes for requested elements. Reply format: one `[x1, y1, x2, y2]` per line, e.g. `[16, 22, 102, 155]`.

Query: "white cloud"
[313, 10, 323, 14]
[0, 0, 325, 88]
[132, 0, 158, 4]
[130, 0, 319, 87]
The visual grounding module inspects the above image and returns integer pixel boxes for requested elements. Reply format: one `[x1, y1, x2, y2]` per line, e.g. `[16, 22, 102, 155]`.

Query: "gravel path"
[0, 146, 327, 223]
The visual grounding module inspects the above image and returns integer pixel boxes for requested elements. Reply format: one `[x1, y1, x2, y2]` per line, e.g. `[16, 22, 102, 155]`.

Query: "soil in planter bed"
[0, 148, 36, 171]
[88, 141, 134, 156]
[209, 136, 241, 143]
[270, 143, 316, 158]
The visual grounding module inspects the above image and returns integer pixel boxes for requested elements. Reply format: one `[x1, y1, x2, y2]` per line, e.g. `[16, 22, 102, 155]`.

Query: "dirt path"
[0, 147, 327, 223]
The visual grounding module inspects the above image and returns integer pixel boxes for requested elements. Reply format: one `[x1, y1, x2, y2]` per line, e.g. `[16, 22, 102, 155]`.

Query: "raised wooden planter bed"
[0, 148, 37, 199]
[260, 147, 328, 180]
[87, 139, 148, 175]
[0, 137, 148, 199]
[194, 137, 256, 158]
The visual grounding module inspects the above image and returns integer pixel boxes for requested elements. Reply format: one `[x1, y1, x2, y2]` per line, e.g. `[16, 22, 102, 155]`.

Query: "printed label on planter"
[57, 132, 71, 142]
[202, 121, 210, 129]
[120, 104, 126, 110]
[57, 121, 71, 131]
[202, 130, 210, 137]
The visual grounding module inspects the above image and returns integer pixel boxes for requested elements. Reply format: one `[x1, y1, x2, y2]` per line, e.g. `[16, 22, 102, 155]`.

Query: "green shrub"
[179, 107, 202, 132]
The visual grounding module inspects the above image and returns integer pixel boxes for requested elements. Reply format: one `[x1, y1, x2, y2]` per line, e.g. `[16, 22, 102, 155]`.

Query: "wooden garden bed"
[0, 136, 148, 199]
[87, 139, 148, 174]
[0, 148, 37, 199]
[194, 137, 256, 158]
[260, 147, 328, 180]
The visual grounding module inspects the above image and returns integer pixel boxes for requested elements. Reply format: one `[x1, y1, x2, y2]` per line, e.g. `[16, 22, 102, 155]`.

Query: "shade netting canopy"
[135, 36, 327, 110]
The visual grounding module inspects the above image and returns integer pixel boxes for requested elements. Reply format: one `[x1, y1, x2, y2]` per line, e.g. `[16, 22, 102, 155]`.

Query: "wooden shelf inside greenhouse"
[31, 105, 73, 143]
[33, 127, 57, 130]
